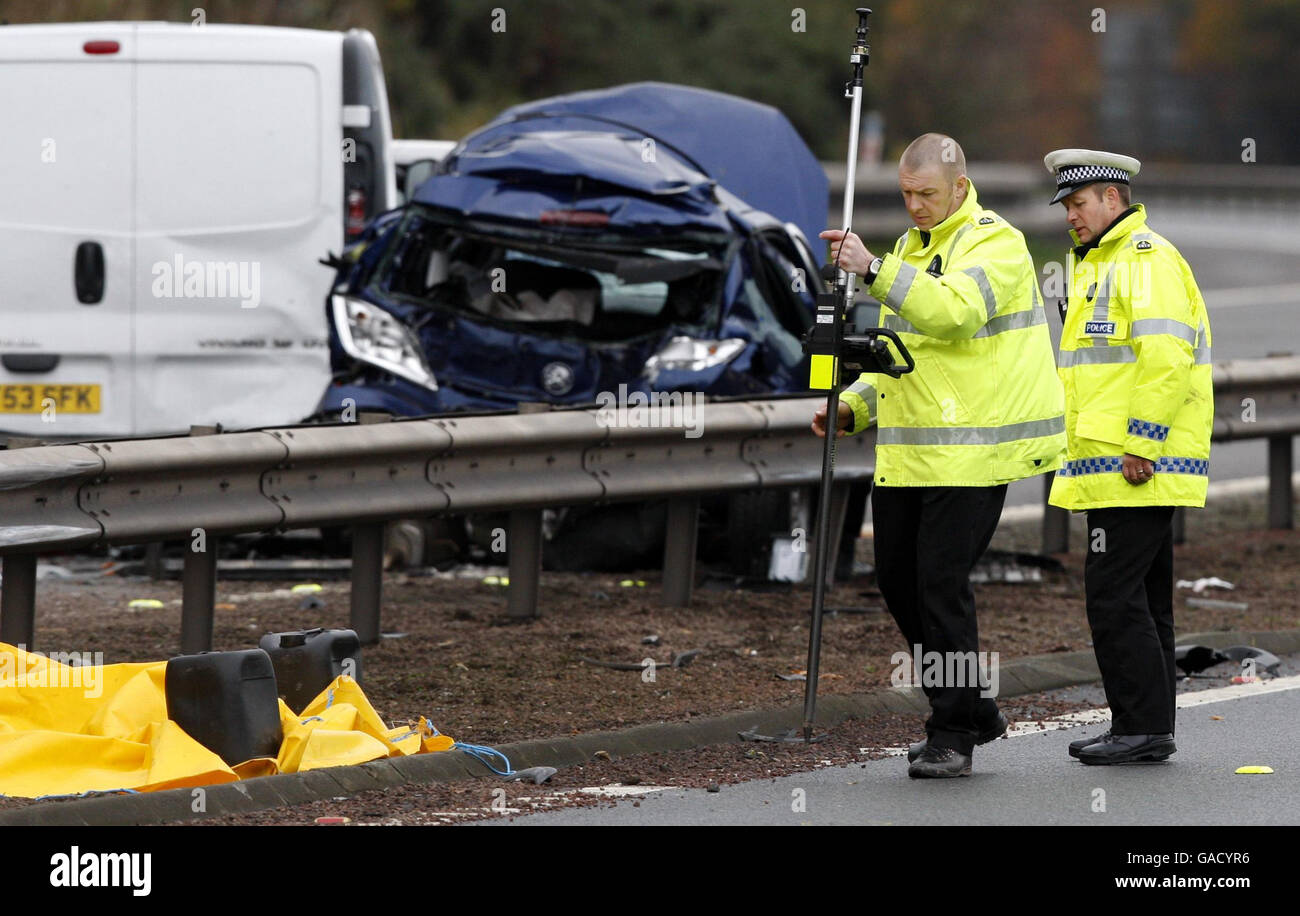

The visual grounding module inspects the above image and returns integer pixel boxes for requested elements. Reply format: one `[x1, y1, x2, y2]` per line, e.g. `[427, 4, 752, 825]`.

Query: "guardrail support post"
[662, 496, 699, 607]
[350, 523, 385, 645]
[1042, 472, 1070, 553]
[0, 554, 38, 650]
[144, 543, 164, 580]
[1268, 434, 1294, 529]
[808, 482, 851, 588]
[181, 539, 218, 654]
[507, 509, 543, 619]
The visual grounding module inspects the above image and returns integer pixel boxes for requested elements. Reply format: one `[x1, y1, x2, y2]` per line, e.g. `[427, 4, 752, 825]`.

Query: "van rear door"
[131, 24, 341, 435]
[0, 24, 137, 439]
[342, 29, 397, 239]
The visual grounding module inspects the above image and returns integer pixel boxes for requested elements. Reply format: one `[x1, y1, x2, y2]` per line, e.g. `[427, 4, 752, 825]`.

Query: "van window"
[136, 63, 320, 230]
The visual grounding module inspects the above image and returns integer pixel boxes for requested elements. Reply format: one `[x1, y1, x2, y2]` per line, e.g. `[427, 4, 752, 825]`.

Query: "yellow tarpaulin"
[0, 642, 454, 799]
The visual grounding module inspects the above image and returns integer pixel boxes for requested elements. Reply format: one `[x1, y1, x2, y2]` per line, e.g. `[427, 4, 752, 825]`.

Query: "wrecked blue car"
[317, 82, 828, 417]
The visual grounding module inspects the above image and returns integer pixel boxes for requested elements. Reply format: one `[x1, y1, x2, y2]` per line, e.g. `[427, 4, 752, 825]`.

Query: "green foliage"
[7, 0, 1297, 163]
[387, 0, 862, 155]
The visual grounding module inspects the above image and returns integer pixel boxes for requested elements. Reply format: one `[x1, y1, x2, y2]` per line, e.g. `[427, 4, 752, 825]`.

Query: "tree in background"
[869, 0, 1101, 162]
[397, 0, 855, 154]
[1181, 0, 1300, 164]
[3, 0, 1295, 164]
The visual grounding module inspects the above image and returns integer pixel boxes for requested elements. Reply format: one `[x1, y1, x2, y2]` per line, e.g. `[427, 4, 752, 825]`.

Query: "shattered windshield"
[372, 209, 731, 342]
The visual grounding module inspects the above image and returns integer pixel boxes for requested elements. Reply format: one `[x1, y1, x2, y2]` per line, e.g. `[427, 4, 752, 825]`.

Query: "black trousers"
[1084, 506, 1177, 736]
[872, 484, 1007, 754]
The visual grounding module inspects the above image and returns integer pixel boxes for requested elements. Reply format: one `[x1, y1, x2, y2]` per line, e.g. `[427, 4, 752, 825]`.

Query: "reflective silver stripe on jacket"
[1088, 263, 1118, 346]
[1131, 317, 1197, 345]
[877, 414, 1065, 446]
[944, 223, 974, 266]
[845, 377, 873, 399]
[961, 265, 998, 319]
[882, 306, 1044, 339]
[883, 261, 919, 311]
[881, 313, 920, 335]
[1194, 321, 1212, 364]
[1058, 345, 1136, 367]
[975, 306, 1045, 338]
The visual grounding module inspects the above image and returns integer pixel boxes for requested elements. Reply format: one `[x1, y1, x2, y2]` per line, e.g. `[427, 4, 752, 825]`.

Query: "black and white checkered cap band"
[1055, 164, 1130, 187]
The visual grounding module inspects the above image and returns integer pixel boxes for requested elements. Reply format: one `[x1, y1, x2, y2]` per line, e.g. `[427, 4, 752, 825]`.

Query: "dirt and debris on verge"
[19, 515, 1296, 748]
[168, 691, 1101, 826]
[2, 492, 1294, 819]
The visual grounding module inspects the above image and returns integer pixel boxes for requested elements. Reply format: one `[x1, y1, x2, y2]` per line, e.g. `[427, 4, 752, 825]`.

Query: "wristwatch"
[864, 256, 884, 285]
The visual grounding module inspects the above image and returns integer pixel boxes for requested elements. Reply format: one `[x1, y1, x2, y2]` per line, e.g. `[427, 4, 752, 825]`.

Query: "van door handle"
[74, 241, 105, 304]
[2, 354, 60, 373]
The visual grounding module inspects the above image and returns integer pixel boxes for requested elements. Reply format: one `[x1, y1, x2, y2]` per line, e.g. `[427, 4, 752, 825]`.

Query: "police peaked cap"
[1044, 148, 1142, 204]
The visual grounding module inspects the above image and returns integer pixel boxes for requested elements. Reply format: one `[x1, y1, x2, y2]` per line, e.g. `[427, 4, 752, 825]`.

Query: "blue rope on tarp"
[453, 741, 515, 777]
[386, 718, 445, 745]
[298, 685, 336, 724]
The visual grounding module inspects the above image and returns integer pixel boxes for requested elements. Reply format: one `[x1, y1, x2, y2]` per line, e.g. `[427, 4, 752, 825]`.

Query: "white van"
[392, 138, 457, 205]
[0, 22, 396, 439]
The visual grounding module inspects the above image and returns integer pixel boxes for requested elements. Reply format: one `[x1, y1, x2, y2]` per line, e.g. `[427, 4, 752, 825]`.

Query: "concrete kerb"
[2, 627, 1293, 826]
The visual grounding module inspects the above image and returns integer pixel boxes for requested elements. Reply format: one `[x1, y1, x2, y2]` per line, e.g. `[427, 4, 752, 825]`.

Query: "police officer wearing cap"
[812, 134, 1066, 778]
[1043, 149, 1213, 765]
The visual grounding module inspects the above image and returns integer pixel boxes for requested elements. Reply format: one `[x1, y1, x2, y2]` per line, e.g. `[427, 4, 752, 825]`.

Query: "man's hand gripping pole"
[799, 7, 915, 744]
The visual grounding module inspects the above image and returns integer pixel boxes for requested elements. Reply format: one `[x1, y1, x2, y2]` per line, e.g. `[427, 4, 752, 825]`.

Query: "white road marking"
[1174, 673, 1300, 707]
[860, 674, 1300, 755]
[572, 785, 673, 798]
[1003, 708, 1113, 737]
[418, 785, 674, 821]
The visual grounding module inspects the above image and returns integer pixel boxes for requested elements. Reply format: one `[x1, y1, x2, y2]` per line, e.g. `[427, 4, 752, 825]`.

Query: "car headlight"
[331, 295, 437, 390]
[643, 336, 746, 384]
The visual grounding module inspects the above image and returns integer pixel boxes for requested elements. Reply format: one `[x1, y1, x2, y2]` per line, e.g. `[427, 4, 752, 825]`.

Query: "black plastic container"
[164, 649, 283, 765]
[259, 628, 363, 713]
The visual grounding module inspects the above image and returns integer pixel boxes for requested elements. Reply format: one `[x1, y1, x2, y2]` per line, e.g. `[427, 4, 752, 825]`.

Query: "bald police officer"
[1043, 149, 1214, 765]
[814, 134, 1065, 778]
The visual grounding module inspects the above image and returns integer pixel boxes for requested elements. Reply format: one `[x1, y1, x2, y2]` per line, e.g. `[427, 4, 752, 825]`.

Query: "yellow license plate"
[0, 384, 101, 413]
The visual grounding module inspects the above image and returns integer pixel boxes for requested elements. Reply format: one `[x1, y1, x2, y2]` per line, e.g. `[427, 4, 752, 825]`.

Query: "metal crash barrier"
[0, 397, 874, 651]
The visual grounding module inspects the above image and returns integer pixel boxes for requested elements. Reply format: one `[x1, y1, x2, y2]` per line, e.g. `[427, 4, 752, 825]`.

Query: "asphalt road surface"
[487, 654, 1300, 826]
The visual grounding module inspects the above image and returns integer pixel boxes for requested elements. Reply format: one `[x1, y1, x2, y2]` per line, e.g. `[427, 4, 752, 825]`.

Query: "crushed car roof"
[413, 130, 732, 232]
[413, 82, 828, 244]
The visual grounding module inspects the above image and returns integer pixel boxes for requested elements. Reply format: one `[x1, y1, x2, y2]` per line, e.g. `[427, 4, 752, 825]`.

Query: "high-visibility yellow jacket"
[839, 183, 1065, 486]
[1048, 204, 1213, 510]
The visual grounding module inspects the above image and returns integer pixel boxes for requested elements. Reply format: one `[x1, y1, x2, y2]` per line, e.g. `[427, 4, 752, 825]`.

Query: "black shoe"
[1067, 728, 1112, 759]
[908, 744, 972, 778]
[1077, 733, 1176, 765]
[907, 711, 1008, 763]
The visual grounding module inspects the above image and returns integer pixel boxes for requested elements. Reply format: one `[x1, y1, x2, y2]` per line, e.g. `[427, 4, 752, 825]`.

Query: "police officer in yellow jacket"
[813, 134, 1065, 777]
[1043, 149, 1213, 765]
